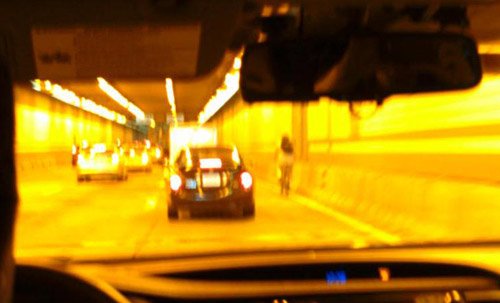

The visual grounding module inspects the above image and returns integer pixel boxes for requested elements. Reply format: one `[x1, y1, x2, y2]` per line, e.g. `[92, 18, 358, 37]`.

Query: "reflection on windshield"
[314, 35, 479, 97]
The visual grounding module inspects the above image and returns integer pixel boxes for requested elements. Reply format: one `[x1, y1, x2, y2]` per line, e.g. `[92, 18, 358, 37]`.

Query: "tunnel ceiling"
[3, 0, 500, 123]
[58, 1, 500, 124]
[60, 53, 235, 123]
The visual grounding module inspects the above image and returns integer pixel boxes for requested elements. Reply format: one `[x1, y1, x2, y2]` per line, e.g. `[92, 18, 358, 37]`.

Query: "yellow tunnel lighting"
[97, 77, 146, 120]
[233, 57, 242, 70]
[191, 128, 216, 145]
[198, 71, 239, 124]
[378, 267, 391, 282]
[198, 54, 242, 124]
[165, 78, 178, 126]
[97, 77, 128, 108]
[261, 4, 273, 17]
[478, 42, 500, 54]
[165, 78, 176, 109]
[116, 115, 127, 125]
[185, 147, 193, 169]
[52, 84, 81, 108]
[232, 146, 241, 165]
[44, 80, 52, 91]
[82, 140, 89, 149]
[277, 3, 290, 15]
[32, 79, 42, 91]
[31, 79, 127, 125]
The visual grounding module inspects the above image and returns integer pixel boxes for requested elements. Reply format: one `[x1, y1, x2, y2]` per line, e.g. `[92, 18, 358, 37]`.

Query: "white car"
[124, 146, 153, 172]
[77, 144, 127, 182]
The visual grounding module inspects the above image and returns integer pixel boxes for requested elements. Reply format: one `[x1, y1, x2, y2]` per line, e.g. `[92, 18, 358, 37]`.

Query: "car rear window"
[184, 147, 241, 170]
[79, 150, 114, 160]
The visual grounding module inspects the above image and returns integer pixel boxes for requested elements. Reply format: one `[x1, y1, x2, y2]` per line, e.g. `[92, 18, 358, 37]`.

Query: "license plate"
[202, 172, 221, 188]
[186, 178, 197, 189]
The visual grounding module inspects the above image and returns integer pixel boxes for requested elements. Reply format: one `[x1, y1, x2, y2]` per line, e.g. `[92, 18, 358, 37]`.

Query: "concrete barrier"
[244, 151, 500, 241]
[16, 151, 71, 174]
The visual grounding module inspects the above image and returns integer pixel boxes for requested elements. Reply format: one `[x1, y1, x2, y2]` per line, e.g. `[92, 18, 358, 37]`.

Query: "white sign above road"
[31, 24, 201, 79]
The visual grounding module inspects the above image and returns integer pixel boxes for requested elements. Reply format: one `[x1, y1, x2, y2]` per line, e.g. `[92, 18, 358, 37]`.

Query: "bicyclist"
[277, 135, 294, 195]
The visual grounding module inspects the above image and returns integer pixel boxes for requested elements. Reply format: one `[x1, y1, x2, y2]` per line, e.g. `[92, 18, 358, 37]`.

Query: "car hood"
[17, 242, 500, 273]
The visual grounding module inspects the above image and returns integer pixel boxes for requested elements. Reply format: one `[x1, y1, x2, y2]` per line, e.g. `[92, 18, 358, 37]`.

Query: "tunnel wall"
[212, 74, 500, 242]
[14, 85, 134, 171]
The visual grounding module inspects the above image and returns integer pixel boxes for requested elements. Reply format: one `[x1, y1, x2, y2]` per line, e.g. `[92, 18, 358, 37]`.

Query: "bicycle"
[280, 164, 292, 196]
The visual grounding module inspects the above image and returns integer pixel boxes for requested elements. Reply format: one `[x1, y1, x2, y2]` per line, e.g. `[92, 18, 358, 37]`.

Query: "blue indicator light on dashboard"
[326, 270, 347, 285]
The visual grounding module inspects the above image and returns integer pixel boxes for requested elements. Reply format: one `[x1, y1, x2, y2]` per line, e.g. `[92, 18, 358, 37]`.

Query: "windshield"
[11, 0, 500, 261]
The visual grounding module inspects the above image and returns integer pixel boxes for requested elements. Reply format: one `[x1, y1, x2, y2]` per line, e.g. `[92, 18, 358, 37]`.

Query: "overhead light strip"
[198, 53, 242, 124]
[165, 78, 178, 126]
[97, 77, 147, 120]
[31, 79, 127, 125]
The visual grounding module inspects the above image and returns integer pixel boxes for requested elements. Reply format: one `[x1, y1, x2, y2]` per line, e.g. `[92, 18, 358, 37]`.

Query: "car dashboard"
[13, 245, 500, 303]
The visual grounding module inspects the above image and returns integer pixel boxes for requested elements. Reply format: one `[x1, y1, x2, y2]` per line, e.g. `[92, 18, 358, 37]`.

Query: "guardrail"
[244, 151, 500, 241]
[16, 152, 71, 173]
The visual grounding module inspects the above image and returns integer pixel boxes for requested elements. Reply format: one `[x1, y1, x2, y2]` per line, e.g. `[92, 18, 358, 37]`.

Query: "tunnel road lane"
[15, 166, 397, 260]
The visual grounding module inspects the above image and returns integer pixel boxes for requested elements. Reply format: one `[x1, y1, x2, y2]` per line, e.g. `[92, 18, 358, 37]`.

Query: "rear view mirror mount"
[241, 32, 482, 103]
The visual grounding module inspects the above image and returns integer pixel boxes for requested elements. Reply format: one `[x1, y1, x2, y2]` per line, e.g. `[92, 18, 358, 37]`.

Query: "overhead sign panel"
[32, 24, 201, 79]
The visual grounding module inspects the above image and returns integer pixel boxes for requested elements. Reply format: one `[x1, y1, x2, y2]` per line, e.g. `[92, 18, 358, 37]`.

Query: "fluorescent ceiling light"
[97, 77, 146, 120]
[31, 79, 127, 125]
[198, 53, 242, 124]
[166, 78, 178, 126]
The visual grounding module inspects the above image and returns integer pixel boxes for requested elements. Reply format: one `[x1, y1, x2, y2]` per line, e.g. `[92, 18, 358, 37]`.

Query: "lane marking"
[290, 193, 401, 245]
[82, 240, 116, 248]
[258, 180, 400, 245]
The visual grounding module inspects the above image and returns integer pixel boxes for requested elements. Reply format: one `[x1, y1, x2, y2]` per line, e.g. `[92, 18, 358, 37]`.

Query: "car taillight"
[142, 152, 149, 164]
[240, 171, 253, 190]
[170, 174, 182, 191]
[112, 153, 119, 165]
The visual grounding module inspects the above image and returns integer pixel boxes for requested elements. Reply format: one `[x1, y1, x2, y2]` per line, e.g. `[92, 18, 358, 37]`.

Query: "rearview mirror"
[241, 32, 482, 102]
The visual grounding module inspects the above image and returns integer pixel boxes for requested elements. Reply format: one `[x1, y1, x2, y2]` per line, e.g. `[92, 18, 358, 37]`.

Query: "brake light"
[240, 171, 253, 190]
[142, 152, 149, 164]
[155, 147, 162, 159]
[112, 153, 119, 165]
[93, 144, 107, 153]
[170, 174, 182, 191]
[200, 158, 222, 169]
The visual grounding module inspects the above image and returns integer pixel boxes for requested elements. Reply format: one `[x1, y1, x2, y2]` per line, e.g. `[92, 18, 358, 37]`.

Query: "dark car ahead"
[168, 146, 255, 219]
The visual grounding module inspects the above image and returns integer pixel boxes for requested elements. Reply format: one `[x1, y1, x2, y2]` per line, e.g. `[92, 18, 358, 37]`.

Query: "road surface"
[15, 165, 398, 260]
